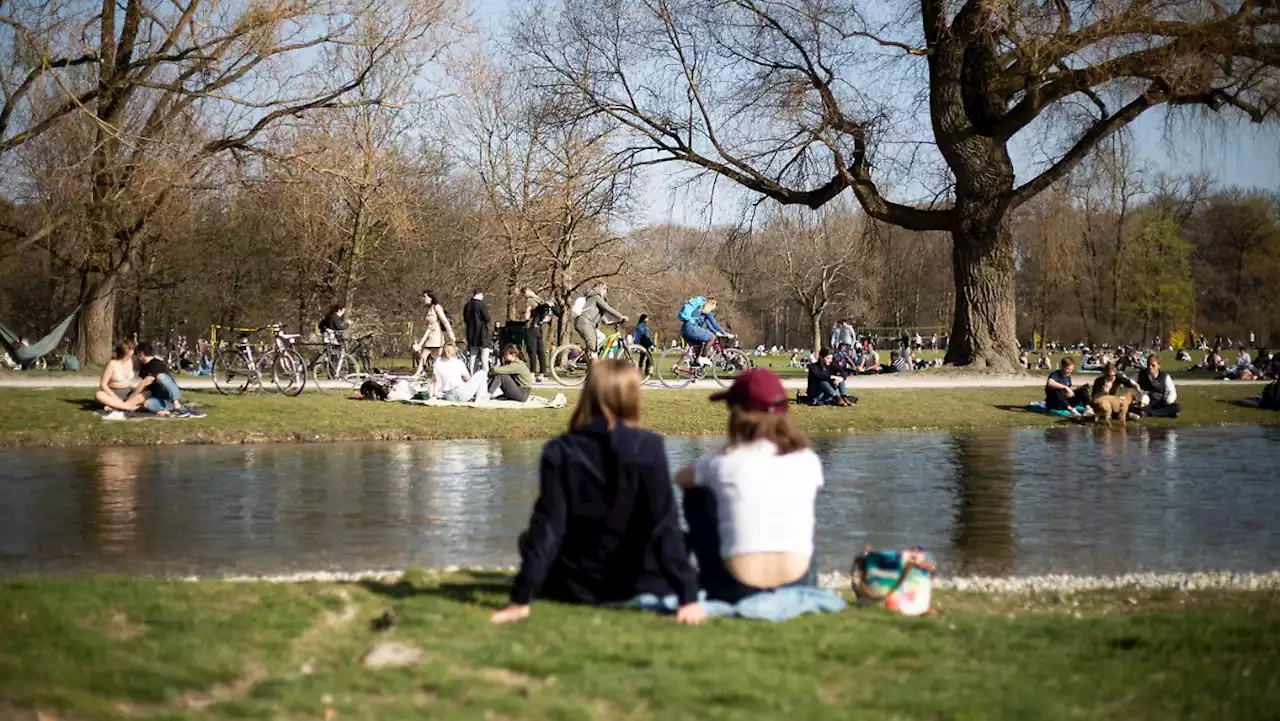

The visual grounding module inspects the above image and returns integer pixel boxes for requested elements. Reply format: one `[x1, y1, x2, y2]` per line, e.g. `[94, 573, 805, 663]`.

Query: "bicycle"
[550, 321, 652, 387]
[211, 324, 304, 396]
[657, 336, 752, 388]
[309, 332, 376, 394]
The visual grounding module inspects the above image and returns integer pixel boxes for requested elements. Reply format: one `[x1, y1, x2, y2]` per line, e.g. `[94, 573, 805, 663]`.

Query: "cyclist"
[573, 283, 626, 357]
[680, 296, 733, 366]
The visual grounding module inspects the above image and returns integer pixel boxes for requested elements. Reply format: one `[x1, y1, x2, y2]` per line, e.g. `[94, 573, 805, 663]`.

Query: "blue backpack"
[678, 296, 706, 323]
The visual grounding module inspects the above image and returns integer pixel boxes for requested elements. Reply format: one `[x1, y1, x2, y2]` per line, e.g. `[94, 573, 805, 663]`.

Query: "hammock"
[0, 306, 80, 364]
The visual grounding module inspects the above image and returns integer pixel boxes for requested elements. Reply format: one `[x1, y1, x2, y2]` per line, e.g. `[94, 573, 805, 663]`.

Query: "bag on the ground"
[678, 295, 707, 323]
[851, 547, 936, 616]
[359, 379, 389, 401]
[62, 353, 80, 372]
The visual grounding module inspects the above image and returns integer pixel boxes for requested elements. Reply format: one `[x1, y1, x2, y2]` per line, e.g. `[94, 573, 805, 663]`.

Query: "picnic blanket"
[401, 393, 568, 410]
[101, 408, 207, 421]
[1026, 400, 1086, 418]
[626, 587, 847, 622]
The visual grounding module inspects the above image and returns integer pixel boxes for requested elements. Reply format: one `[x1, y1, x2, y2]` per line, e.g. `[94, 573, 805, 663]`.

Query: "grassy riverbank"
[0, 384, 1275, 447]
[1, 572, 1276, 720]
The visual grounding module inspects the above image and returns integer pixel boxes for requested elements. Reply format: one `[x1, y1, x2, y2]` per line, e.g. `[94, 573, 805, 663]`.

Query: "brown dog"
[1092, 392, 1135, 427]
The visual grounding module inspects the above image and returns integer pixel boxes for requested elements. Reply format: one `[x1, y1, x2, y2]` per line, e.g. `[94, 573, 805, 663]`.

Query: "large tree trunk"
[78, 273, 118, 364]
[944, 195, 1020, 371]
[810, 310, 823, 354]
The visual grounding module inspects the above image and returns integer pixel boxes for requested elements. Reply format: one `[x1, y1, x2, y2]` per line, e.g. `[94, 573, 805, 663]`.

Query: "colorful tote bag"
[852, 547, 936, 616]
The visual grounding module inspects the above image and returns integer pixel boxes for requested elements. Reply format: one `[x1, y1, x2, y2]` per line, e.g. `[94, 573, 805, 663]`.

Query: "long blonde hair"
[570, 359, 641, 431]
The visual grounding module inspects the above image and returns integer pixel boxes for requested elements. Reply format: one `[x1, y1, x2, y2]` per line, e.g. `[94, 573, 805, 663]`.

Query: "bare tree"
[520, 0, 1280, 370]
[0, 0, 460, 361]
[756, 203, 863, 353]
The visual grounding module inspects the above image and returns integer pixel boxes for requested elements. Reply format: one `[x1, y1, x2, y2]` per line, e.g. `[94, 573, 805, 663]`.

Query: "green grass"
[1, 573, 1276, 720]
[0, 383, 1274, 447]
[752, 349, 1233, 380]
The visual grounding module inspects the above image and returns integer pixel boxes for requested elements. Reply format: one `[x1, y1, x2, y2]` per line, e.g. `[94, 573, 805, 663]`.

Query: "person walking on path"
[413, 289, 455, 379]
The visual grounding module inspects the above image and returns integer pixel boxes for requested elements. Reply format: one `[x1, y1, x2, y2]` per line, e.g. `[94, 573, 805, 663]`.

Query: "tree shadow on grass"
[358, 571, 512, 607]
[61, 398, 105, 412]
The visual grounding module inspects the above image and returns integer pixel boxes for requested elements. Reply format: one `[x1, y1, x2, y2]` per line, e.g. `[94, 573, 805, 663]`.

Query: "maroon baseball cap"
[709, 368, 789, 413]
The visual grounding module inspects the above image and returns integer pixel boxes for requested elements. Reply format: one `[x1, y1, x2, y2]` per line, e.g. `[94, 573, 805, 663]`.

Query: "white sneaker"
[1082, 406, 1096, 418]
[1127, 412, 1140, 422]
[103, 410, 126, 421]
[696, 357, 712, 367]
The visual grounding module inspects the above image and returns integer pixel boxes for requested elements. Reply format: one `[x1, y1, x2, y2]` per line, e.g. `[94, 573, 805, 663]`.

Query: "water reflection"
[949, 433, 1016, 576]
[1, 427, 1279, 577]
[89, 448, 142, 555]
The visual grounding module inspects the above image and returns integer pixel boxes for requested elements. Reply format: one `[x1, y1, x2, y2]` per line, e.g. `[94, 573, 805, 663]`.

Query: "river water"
[2, 426, 1277, 578]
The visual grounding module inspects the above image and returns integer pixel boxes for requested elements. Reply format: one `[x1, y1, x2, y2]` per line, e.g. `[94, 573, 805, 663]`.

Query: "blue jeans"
[681, 321, 714, 345]
[810, 380, 847, 405]
[682, 487, 816, 604]
[143, 373, 182, 412]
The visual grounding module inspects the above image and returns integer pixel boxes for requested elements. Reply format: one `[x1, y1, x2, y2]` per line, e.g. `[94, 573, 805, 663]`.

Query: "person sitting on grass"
[1045, 357, 1091, 415]
[487, 344, 534, 403]
[1135, 354, 1181, 418]
[806, 348, 854, 406]
[883, 349, 911, 373]
[857, 347, 881, 374]
[832, 343, 858, 376]
[1222, 345, 1252, 379]
[127, 342, 184, 414]
[673, 369, 822, 603]
[95, 341, 139, 412]
[492, 360, 704, 626]
[431, 342, 488, 402]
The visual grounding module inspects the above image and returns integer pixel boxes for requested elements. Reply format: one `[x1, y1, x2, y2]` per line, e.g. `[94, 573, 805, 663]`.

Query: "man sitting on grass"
[487, 344, 534, 403]
[806, 348, 854, 406]
[1045, 357, 1091, 415]
[1135, 355, 1181, 418]
[126, 342, 183, 415]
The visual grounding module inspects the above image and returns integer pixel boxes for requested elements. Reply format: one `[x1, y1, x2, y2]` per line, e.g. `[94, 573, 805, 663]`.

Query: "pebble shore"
[188, 567, 1280, 593]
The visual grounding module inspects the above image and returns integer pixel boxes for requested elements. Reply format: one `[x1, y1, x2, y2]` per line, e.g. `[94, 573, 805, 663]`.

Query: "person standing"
[413, 289, 455, 379]
[463, 289, 491, 374]
[633, 313, 656, 376]
[522, 287, 557, 383]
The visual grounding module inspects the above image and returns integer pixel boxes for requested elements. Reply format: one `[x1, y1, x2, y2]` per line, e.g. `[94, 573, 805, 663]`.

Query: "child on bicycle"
[681, 297, 733, 366]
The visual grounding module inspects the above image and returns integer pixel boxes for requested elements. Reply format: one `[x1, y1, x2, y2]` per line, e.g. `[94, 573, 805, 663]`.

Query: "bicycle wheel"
[621, 345, 653, 384]
[550, 344, 589, 386]
[712, 348, 752, 388]
[310, 351, 344, 394]
[657, 347, 697, 389]
[212, 351, 252, 395]
[340, 353, 366, 392]
[272, 350, 305, 396]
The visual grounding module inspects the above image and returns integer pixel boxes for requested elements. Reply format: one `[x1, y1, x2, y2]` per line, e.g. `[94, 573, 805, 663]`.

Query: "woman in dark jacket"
[492, 359, 705, 625]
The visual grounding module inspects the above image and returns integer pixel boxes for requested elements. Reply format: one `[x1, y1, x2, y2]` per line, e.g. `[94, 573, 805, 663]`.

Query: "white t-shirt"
[433, 357, 468, 394]
[693, 440, 823, 559]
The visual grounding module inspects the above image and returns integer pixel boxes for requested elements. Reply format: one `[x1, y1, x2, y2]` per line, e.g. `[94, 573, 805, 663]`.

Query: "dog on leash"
[1092, 392, 1135, 427]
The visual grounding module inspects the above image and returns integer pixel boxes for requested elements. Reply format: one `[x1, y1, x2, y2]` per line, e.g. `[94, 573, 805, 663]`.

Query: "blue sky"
[474, 0, 1280, 227]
